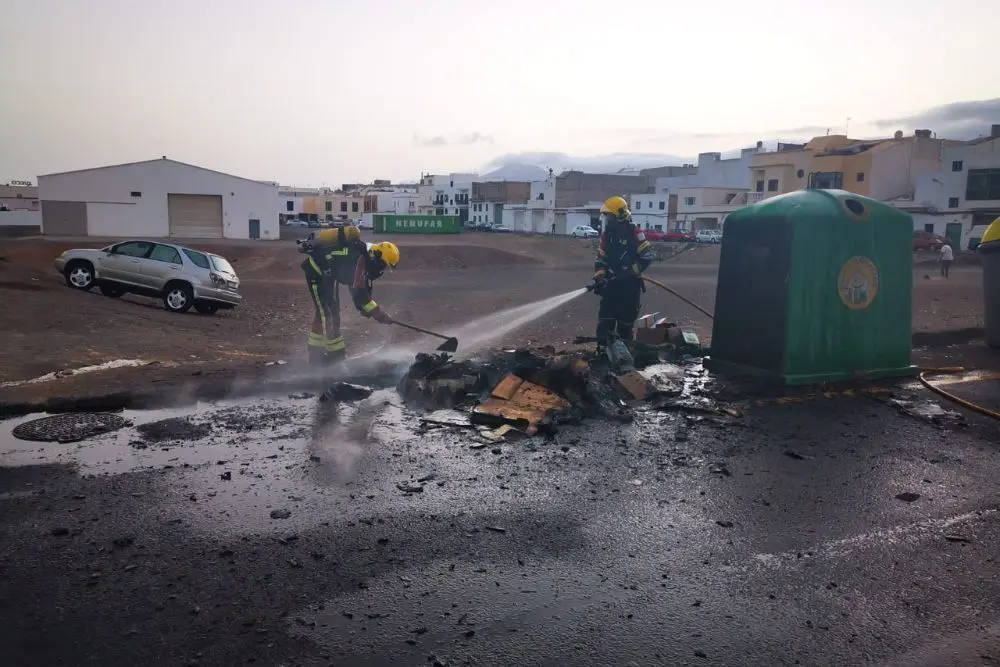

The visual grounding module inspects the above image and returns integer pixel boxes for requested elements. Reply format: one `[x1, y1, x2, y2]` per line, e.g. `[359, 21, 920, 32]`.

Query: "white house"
[501, 203, 593, 235]
[674, 187, 752, 231]
[651, 149, 757, 230]
[630, 193, 669, 231]
[375, 191, 420, 215]
[893, 126, 1000, 248]
[39, 158, 279, 239]
[417, 173, 478, 223]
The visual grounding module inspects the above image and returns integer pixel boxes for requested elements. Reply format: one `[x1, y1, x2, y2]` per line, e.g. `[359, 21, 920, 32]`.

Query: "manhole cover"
[12, 412, 129, 443]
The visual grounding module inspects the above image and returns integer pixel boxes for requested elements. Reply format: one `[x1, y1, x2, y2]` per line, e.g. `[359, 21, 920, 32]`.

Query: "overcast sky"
[1, 0, 996, 186]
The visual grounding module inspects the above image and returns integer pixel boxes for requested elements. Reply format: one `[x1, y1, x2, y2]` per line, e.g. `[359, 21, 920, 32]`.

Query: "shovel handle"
[392, 320, 452, 342]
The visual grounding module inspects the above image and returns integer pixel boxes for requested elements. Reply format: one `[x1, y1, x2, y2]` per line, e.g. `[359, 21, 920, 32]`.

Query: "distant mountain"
[481, 163, 550, 182]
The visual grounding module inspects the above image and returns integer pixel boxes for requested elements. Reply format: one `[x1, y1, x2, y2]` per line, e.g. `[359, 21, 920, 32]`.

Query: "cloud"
[481, 97, 1000, 177]
[872, 98, 1000, 139]
[482, 150, 692, 175]
[415, 132, 493, 147]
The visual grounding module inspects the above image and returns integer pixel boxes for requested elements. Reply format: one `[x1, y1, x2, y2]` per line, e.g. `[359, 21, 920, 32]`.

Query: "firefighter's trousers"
[596, 277, 642, 346]
[304, 269, 346, 360]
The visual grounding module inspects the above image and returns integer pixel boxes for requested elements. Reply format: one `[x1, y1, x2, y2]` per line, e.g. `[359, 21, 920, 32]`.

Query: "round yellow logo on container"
[838, 256, 879, 310]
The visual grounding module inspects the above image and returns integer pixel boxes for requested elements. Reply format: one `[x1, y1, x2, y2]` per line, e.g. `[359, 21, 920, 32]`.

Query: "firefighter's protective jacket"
[593, 220, 653, 280]
[300, 226, 386, 319]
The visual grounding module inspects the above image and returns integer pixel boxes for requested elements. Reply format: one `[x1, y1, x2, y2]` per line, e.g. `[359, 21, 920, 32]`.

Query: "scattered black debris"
[321, 382, 374, 403]
[50, 527, 70, 537]
[783, 450, 811, 460]
[895, 492, 920, 503]
[944, 534, 973, 543]
[397, 482, 425, 494]
[485, 526, 507, 534]
[270, 509, 292, 520]
[112, 536, 135, 548]
[715, 520, 734, 528]
[137, 417, 211, 443]
[220, 471, 232, 481]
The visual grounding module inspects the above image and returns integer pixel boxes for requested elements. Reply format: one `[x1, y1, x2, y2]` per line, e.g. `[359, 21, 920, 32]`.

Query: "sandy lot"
[0, 233, 991, 407]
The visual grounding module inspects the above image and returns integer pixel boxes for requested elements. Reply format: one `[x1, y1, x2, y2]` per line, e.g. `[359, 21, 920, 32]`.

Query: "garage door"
[41, 201, 88, 236]
[167, 194, 223, 238]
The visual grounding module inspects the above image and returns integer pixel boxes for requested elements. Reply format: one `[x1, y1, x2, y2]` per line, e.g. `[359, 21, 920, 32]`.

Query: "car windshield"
[209, 255, 236, 274]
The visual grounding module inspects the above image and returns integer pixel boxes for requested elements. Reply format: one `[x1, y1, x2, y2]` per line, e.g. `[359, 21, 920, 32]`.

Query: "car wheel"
[99, 283, 125, 298]
[64, 260, 95, 290]
[195, 302, 219, 315]
[163, 282, 194, 313]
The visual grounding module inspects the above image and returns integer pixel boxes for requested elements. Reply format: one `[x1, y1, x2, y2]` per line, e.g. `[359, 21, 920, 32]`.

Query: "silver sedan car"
[54, 240, 242, 314]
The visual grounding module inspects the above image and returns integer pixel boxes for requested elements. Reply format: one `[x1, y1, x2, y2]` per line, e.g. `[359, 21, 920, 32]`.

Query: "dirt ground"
[0, 233, 993, 409]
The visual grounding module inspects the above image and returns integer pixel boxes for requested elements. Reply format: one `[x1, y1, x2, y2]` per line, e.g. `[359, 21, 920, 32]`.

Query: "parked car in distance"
[665, 230, 696, 242]
[643, 229, 666, 241]
[968, 225, 990, 251]
[54, 240, 241, 315]
[571, 225, 599, 238]
[488, 223, 512, 233]
[696, 230, 722, 243]
[285, 220, 309, 227]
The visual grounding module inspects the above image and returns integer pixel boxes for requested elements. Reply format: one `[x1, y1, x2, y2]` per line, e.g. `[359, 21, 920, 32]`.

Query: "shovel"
[392, 320, 459, 353]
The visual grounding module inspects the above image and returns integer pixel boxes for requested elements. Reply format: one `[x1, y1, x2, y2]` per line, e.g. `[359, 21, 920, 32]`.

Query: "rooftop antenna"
[845, 117, 851, 135]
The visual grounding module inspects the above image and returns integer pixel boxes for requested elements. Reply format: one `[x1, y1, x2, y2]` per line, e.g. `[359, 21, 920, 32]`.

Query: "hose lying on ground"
[918, 367, 1000, 421]
[637, 275, 998, 421]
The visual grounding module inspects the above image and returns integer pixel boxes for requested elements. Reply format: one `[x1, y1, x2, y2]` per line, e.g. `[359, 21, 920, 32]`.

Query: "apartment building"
[470, 181, 531, 226]
[643, 148, 758, 230]
[895, 124, 1000, 248]
[748, 131, 956, 203]
[418, 173, 478, 223]
[502, 170, 655, 235]
[278, 186, 319, 223]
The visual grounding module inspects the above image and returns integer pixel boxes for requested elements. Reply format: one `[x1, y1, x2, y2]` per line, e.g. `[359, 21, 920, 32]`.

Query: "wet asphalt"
[2, 372, 1000, 667]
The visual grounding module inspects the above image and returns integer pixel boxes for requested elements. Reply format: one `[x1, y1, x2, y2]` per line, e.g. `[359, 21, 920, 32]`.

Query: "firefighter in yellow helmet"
[591, 195, 653, 350]
[297, 225, 399, 364]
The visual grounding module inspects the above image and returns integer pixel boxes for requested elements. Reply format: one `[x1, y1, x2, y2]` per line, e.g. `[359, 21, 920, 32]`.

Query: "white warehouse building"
[38, 158, 280, 240]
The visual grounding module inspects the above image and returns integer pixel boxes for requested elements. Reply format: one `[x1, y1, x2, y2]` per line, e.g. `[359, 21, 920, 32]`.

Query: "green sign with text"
[374, 214, 461, 234]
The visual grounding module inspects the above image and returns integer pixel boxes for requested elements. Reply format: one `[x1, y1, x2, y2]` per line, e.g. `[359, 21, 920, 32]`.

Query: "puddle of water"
[0, 359, 152, 388]
[0, 395, 315, 475]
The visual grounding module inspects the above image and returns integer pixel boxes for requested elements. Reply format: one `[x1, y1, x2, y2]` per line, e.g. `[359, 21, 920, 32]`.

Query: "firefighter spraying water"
[590, 195, 654, 352]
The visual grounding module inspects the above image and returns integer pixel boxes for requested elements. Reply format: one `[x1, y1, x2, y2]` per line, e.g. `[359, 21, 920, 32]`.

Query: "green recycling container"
[979, 216, 1000, 348]
[373, 214, 461, 234]
[706, 189, 916, 385]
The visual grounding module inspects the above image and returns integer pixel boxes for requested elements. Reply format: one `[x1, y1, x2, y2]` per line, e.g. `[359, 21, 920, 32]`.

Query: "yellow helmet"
[370, 241, 400, 269]
[600, 195, 631, 222]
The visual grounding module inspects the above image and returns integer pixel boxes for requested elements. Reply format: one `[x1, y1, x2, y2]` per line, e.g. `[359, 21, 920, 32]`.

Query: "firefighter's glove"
[591, 276, 607, 296]
[372, 308, 393, 325]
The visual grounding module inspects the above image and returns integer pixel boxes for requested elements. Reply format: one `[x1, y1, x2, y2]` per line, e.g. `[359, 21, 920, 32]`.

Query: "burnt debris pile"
[395, 342, 718, 436]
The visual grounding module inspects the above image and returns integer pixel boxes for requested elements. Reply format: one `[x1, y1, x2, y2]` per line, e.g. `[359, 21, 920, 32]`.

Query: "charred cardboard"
[471, 373, 571, 433]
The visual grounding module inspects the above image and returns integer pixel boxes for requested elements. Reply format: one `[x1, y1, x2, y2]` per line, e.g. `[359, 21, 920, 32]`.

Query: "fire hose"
[918, 368, 1000, 421]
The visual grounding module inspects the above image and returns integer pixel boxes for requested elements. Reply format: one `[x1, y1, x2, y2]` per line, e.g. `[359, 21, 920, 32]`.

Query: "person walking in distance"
[940, 240, 954, 278]
[590, 195, 653, 352]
